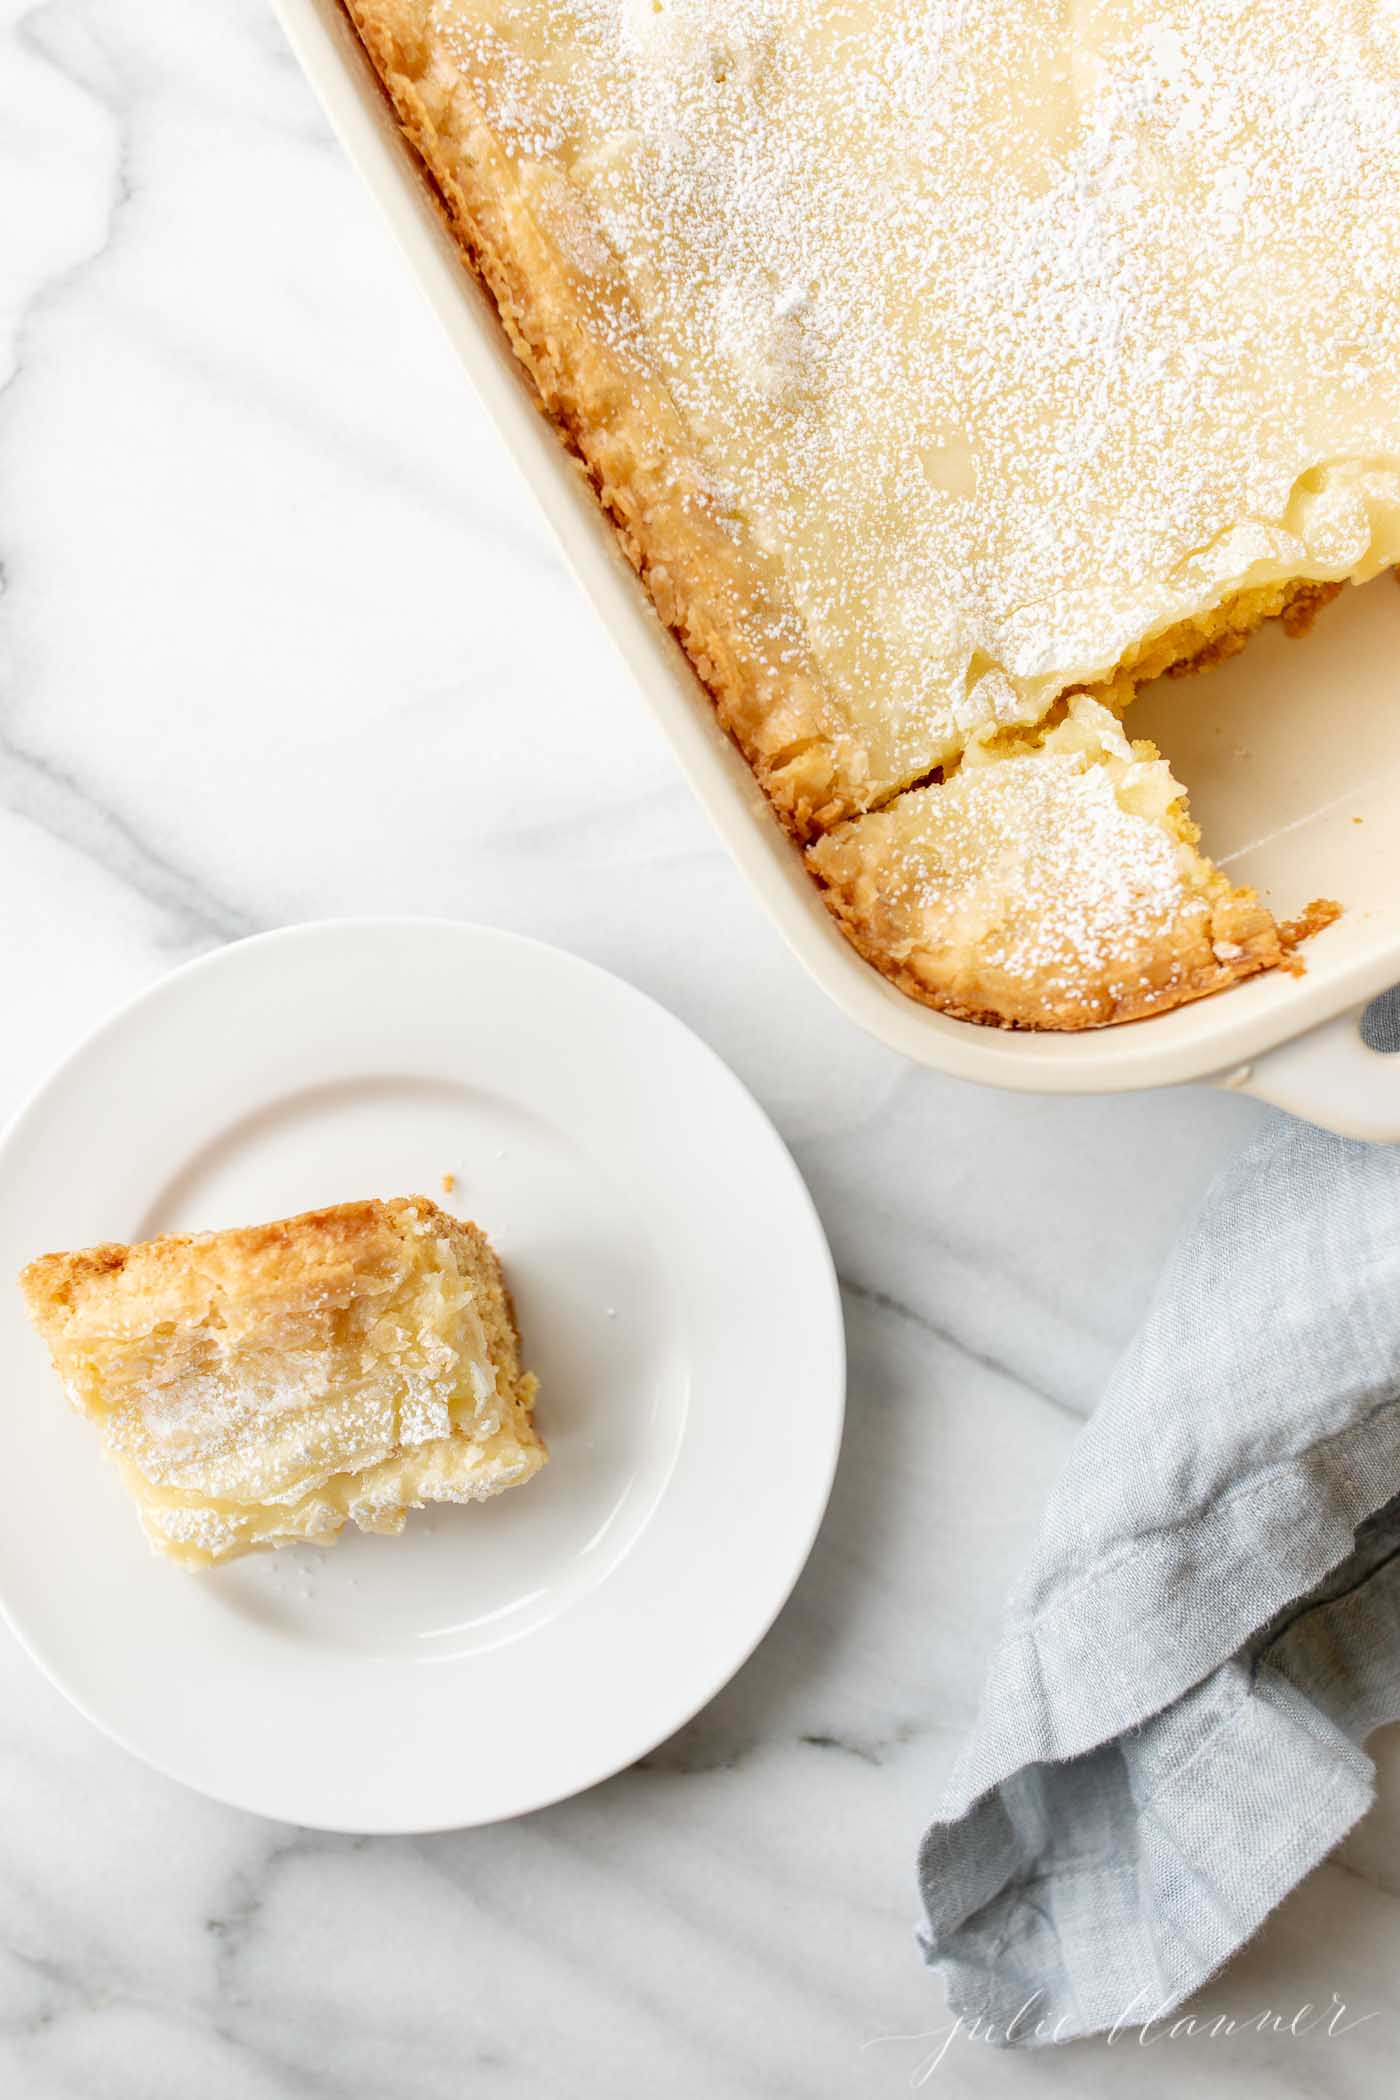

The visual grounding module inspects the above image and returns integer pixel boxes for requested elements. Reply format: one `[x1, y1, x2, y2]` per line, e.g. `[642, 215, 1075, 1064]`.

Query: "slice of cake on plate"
[20, 1196, 544, 1568]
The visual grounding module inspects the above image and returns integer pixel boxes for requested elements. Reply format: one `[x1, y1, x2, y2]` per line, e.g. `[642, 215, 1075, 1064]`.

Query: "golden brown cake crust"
[20, 1197, 533, 1379]
[811, 861, 1279, 1031]
[23, 1198, 404, 1333]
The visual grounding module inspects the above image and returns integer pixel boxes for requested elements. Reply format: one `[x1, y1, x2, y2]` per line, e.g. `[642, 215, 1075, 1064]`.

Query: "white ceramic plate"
[0, 921, 843, 1832]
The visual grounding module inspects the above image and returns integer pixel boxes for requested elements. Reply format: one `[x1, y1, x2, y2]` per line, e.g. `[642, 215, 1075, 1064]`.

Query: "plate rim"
[0, 917, 846, 1831]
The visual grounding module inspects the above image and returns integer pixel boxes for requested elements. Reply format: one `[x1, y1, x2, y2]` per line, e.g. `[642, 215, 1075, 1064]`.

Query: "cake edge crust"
[344, 0, 881, 837]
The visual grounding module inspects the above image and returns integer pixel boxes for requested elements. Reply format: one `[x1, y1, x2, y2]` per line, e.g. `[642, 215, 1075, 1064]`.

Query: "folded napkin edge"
[917, 1660, 1382, 2048]
[932, 1405, 1400, 1818]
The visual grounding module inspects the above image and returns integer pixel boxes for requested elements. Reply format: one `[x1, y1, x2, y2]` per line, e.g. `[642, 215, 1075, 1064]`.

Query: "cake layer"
[347, 0, 1400, 830]
[21, 1197, 544, 1567]
[343, 0, 1400, 1025]
[808, 699, 1282, 1029]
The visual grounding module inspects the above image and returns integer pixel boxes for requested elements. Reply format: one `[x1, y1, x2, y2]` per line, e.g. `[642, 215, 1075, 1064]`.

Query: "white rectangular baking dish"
[273, 0, 1400, 1139]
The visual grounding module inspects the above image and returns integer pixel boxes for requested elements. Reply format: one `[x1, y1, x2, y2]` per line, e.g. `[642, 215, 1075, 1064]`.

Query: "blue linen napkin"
[919, 1050, 1400, 2044]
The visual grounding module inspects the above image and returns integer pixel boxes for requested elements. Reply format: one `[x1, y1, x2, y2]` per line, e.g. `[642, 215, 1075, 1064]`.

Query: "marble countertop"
[0, 2, 1395, 2093]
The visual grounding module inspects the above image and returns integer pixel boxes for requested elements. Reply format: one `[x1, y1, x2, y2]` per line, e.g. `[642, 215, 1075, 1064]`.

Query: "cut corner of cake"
[807, 695, 1298, 1031]
[19, 1196, 545, 1570]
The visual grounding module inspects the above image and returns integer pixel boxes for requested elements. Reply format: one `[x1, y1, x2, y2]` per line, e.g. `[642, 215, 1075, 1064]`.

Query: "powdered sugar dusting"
[431, 0, 1400, 793]
[854, 766, 1196, 1008]
[81, 1222, 531, 1561]
[899, 756, 1190, 999]
[809, 696, 1221, 1010]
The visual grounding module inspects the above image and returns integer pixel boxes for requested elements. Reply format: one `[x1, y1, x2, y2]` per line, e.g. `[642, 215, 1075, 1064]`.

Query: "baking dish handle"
[1220, 1007, 1400, 1142]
